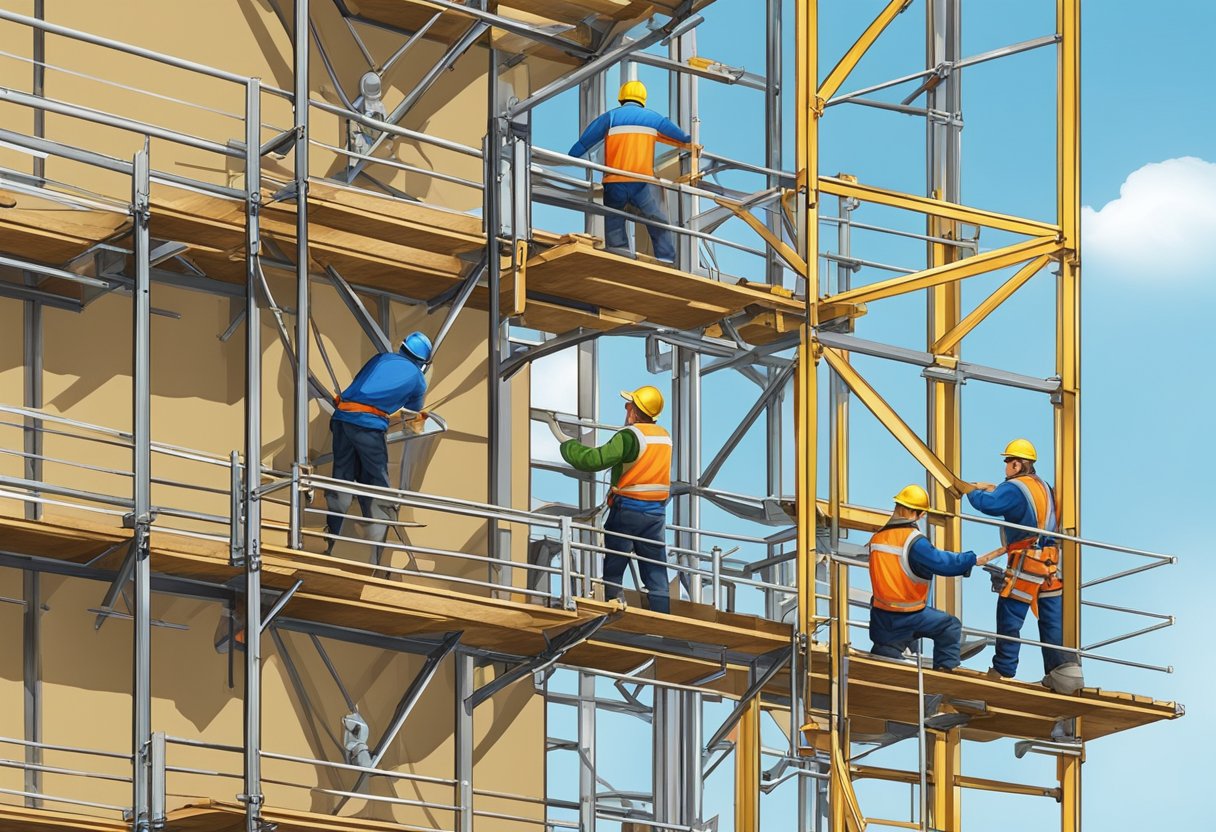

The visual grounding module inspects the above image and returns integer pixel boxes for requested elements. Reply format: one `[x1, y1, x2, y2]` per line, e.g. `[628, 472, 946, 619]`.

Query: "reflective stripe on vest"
[868, 526, 930, 613]
[334, 394, 390, 420]
[603, 110, 660, 182]
[611, 423, 672, 502]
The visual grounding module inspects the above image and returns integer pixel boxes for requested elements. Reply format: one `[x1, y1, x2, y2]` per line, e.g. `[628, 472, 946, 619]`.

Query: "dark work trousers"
[994, 593, 1068, 677]
[603, 181, 676, 263]
[870, 606, 963, 670]
[602, 504, 670, 613]
[326, 418, 395, 548]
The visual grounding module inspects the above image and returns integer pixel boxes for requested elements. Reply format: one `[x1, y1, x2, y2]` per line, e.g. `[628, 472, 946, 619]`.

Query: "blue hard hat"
[400, 331, 433, 364]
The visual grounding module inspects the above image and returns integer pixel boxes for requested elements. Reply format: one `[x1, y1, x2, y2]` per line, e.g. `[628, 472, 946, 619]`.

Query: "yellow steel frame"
[787, 1, 1084, 829]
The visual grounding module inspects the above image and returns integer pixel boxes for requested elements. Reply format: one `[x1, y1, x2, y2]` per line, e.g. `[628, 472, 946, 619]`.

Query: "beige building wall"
[0, 0, 550, 823]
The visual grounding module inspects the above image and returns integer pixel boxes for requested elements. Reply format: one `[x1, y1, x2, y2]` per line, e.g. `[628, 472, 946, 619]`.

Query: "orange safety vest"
[998, 475, 1063, 608]
[868, 524, 931, 613]
[610, 423, 672, 503]
[603, 113, 683, 183]
[333, 393, 390, 420]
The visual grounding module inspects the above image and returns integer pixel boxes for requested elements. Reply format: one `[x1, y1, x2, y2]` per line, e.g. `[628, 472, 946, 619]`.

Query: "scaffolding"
[0, 1, 1185, 831]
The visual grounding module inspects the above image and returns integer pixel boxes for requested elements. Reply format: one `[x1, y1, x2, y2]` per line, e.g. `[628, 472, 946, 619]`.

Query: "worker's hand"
[972, 481, 997, 493]
[976, 547, 1006, 567]
[544, 413, 572, 443]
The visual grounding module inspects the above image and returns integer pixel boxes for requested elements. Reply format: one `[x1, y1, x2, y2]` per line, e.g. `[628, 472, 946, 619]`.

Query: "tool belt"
[998, 539, 1061, 613]
[334, 394, 390, 419]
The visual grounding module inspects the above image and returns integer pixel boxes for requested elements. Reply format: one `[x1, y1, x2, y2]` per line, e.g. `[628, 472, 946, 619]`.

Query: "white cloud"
[1082, 156, 1216, 279]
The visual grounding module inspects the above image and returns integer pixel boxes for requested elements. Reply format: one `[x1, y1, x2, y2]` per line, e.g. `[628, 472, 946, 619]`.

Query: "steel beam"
[130, 148, 154, 832]
[291, 0, 311, 551]
[22, 570, 40, 808]
[325, 265, 393, 354]
[818, 176, 1059, 238]
[455, 652, 474, 832]
[241, 80, 265, 832]
[821, 236, 1060, 307]
[700, 362, 794, 487]
[931, 255, 1049, 354]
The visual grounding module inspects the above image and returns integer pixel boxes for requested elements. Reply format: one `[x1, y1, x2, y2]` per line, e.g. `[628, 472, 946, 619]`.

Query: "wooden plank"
[514, 298, 642, 334]
[0, 805, 126, 832]
[0, 188, 128, 266]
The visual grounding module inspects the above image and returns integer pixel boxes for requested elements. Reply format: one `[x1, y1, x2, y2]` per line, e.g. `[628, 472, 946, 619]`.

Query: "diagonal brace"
[92, 540, 136, 631]
[335, 631, 463, 810]
[931, 254, 1051, 354]
[822, 236, 1060, 307]
[817, 0, 914, 104]
[713, 196, 807, 276]
[701, 362, 794, 487]
[325, 265, 394, 354]
[465, 615, 611, 713]
[820, 347, 968, 495]
[704, 646, 792, 757]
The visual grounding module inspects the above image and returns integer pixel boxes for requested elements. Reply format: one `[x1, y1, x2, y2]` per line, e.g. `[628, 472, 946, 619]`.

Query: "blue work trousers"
[994, 593, 1068, 677]
[602, 505, 670, 613]
[603, 181, 675, 263]
[870, 606, 962, 670]
[326, 418, 394, 544]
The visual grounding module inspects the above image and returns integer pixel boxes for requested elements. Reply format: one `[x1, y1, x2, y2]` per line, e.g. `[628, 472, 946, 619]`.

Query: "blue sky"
[527, 1, 1214, 828]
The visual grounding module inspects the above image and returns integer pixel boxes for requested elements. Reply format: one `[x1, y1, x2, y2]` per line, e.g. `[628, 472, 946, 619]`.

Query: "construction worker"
[544, 385, 672, 613]
[568, 80, 695, 264]
[969, 439, 1078, 690]
[869, 485, 1003, 670]
[324, 332, 432, 555]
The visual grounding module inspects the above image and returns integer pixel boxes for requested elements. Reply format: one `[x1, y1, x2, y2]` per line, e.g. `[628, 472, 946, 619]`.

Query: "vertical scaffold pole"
[290, 0, 310, 551]
[242, 78, 265, 832]
[1057, 1, 1082, 829]
[131, 146, 153, 832]
[794, 0, 823, 821]
[925, 0, 963, 828]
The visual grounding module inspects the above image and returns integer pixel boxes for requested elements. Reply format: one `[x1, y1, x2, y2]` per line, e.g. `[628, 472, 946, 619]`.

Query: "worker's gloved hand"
[972, 482, 997, 493]
[544, 413, 572, 443]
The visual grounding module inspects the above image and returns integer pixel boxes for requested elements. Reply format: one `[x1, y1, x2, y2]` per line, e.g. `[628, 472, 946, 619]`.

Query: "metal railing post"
[559, 517, 575, 610]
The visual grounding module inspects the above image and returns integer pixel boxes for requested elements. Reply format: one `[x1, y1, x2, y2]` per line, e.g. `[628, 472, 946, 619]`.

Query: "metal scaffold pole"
[242, 78, 265, 832]
[1056, 1, 1083, 829]
[925, 1, 963, 827]
[290, 0, 310, 551]
[131, 146, 154, 832]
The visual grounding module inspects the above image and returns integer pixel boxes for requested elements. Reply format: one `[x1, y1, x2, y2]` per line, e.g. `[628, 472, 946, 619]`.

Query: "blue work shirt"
[333, 352, 426, 432]
[967, 481, 1048, 547]
[884, 521, 977, 580]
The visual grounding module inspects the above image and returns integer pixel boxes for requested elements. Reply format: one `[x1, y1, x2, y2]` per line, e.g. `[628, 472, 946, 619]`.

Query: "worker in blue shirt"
[869, 485, 1002, 670]
[969, 439, 1074, 686]
[323, 331, 432, 555]
[569, 80, 695, 264]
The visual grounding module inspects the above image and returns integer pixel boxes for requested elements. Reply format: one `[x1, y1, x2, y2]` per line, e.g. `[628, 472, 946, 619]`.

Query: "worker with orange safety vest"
[324, 332, 432, 555]
[969, 439, 1072, 682]
[568, 80, 696, 264]
[546, 385, 673, 613]
[869, 485, 1002, 670]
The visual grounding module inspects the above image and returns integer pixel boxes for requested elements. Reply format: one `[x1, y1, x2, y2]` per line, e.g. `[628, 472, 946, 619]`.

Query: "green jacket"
[559, 429, 640, 488]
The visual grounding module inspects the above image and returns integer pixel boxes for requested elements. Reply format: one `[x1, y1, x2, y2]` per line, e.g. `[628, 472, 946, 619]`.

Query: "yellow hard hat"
[1001, 438, 1038, 462]
[893, 484, 930, 512]
[621, 385, 663, 418]
[618, 80, 647, 106]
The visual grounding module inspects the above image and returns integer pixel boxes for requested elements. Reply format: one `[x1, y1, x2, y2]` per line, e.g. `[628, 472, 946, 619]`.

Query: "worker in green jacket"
[544, 385, 673, 613]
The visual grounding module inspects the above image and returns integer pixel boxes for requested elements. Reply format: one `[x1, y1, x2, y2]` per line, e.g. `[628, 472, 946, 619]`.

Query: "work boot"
[985, 667, 1011, 681]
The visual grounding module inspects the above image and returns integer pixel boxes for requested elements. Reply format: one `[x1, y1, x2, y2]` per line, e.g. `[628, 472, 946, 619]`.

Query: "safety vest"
[610, 423, 672, 502]
[868, 524, 931, 613]
[998, 475, 1063, 606]
[334, 393, 390, 420]
[603, 108, 682, 183]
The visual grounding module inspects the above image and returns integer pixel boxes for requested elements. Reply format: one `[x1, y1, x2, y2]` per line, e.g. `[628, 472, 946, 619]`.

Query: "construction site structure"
[0, 1, 1183, 831]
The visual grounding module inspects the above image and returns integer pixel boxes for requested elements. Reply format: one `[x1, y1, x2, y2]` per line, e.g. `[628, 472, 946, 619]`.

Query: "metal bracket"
[466, 615, 612, 713]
